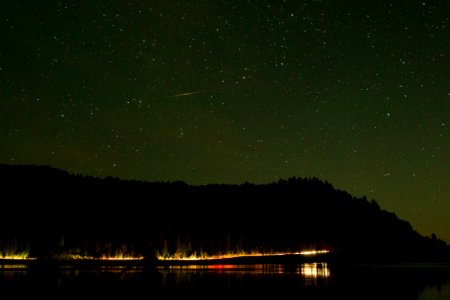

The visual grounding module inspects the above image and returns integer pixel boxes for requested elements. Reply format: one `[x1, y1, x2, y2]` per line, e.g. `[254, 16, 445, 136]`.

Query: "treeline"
[0, 164, 448, 261]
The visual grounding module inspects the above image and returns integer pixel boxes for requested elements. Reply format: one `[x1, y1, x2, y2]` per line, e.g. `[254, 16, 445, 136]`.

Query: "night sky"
[1, 1, 449, 241]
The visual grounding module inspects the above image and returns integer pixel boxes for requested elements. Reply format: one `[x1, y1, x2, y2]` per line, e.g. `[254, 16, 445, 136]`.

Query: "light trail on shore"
[157, 250, 330, 261]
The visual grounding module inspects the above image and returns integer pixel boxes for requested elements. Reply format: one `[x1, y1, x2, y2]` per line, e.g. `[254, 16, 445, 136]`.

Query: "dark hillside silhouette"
[0, 164, 448, 262]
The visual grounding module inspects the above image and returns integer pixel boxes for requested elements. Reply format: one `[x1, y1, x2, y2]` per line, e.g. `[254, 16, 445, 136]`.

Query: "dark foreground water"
[1, 263, 450, 299]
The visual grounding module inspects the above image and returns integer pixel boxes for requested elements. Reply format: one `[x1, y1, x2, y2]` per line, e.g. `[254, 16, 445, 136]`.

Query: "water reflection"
[0, 264, 27, 282]
[0, 264, 27, 269]
[157, 263, 330, 288]
[158, 263, 329, 277]
[301, 263, 330, 278]
[0, 262, 449, 298]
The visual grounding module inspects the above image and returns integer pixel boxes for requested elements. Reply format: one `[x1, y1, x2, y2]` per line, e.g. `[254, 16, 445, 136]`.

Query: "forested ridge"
[0, 164, 448, 262]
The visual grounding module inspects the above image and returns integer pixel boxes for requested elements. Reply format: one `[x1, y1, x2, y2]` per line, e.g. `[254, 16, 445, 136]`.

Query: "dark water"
[1, 263, 450, 299]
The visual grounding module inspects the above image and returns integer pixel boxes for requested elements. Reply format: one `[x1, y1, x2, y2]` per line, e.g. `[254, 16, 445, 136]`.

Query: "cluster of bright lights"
[297, 250, 329, 256]
[1, 255, 144, 261]
[93, 257, 144, 261]
[157, 249, 329, 261]
[70, 255, 144, 261]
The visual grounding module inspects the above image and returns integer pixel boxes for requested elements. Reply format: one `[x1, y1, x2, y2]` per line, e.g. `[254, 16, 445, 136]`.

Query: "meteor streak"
[168, 90, 207, 98]
[167, 87, 224, 98]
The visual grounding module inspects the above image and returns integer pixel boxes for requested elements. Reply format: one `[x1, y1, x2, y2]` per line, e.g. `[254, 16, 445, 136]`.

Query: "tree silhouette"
[0, 163, 448, 262]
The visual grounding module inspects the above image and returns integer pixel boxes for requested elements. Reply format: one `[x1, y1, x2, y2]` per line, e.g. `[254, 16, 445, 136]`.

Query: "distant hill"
[0, 164, 448, 262]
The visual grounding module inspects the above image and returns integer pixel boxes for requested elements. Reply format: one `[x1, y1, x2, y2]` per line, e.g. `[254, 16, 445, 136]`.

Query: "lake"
[1, 262, 449, 299]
